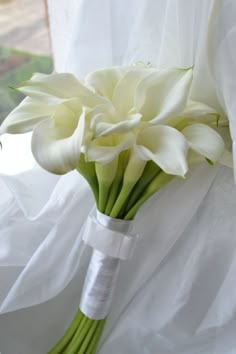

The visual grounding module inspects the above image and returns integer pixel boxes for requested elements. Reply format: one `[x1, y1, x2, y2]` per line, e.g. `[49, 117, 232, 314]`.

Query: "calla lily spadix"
[0, 64, 231, 354]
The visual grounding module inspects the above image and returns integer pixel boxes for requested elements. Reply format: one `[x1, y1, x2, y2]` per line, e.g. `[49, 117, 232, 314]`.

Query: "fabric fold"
[0, 174, 94, 314]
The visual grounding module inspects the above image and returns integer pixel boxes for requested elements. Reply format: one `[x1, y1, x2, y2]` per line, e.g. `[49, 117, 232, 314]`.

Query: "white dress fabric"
[0, 1, 236, 353]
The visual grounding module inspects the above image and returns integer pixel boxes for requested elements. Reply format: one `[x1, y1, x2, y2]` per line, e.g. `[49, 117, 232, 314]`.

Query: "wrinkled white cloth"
[0, 0, 236, 353]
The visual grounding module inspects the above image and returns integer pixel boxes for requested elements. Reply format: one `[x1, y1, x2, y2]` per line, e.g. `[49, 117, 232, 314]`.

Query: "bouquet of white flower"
[0, 64, 230, 353]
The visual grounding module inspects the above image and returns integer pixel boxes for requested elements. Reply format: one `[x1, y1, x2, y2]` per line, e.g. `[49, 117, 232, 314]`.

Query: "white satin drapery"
[0, 1, 236, 353]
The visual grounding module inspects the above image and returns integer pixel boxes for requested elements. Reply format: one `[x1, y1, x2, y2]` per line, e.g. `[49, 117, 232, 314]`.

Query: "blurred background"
[0, 0, 53, 124]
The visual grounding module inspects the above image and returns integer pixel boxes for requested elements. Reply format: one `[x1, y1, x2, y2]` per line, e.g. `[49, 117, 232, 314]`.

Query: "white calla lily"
[181, 100, 219, 118]
[135, 67, 193, 123]
[182, 123, 225, 163]
[88, 100, 142, 138]
[32, 108, 86, 174]
[170, 100, 221, 131]
[111, 68, 155, 116]
[136, 125, 188, 176]
[93, 113, 142, 137]
[17, 72, 106, 107]
[0, 65, 229, 180]
[0, 97, 54, 134]
[85, 133, 134, 164]
[91, 109, 142, 137]
[85, 67, 129, 100]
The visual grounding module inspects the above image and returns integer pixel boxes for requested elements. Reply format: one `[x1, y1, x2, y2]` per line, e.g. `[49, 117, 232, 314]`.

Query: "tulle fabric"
[0, 1, 236, 353]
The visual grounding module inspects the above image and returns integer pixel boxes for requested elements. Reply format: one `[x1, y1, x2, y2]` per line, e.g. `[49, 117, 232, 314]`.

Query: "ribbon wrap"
[79, 210, 136, 320]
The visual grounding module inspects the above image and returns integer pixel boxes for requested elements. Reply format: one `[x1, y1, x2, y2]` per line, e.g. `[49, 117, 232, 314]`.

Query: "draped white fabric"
[0, 0, 236, 353]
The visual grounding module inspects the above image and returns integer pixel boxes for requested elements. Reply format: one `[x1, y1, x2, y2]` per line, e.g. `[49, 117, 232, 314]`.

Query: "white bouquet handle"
[80, 211, 137, 320]
[80, 250, 121, 320]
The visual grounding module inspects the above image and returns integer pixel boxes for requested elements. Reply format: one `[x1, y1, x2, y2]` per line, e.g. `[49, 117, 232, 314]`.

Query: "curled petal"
[85, 67, 128, 100]
[93, 113, 142, 137]
[89, 102, 142, 137]
[90, 103, 116, 133]
[135, 67, 193, 123]
[17, 72, 105, 107]
[112, 68, 154, 116]
[52, 100, 82, 132]
[86, 133, 134, 164]
[136, 125, 188, 176]
[31, 111, 86, 174]
[182, 100, 219, 117]
[182, 123, 225, 163]
[0, 97, 54, 134]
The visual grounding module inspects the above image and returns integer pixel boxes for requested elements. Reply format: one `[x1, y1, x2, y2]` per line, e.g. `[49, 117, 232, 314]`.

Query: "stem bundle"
[48, 310, 106, 354]
[49, 153, 174, 353]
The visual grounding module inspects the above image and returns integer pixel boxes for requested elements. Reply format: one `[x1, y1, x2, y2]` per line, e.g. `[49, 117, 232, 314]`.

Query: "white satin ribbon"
[80, 210, 137, 319]
[79, 249, 120, 320]
[82, 210, 136, 260]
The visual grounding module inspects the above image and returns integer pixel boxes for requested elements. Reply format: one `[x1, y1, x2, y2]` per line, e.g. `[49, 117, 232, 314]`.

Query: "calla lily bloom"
[85, 66, 193, 135]
[0, 73, 106, 174]
[135, 125, 188, 177]
[0, 66, 227, 176]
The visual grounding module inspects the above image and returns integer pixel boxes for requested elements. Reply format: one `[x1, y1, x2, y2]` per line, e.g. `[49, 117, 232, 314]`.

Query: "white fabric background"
[0, 0, 236, 353]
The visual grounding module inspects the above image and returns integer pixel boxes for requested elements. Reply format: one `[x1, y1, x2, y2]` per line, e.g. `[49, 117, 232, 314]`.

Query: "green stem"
[124, 161, 161, 214]
[87, 320, 106, 354]
[104, 176, 123, 215]
[77, 320, 99, 354]
[109, 183, 135, 218]
[64, 315, 89, 354]
[48, 309, 83, 354]
[96, 159, 118, 213]
[124, 172, 174, 220]
[77, 154, 99, 206]
[104, 151, 128, 215]
[97, 181, 110, 213]
[110, 152, 146, 218]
